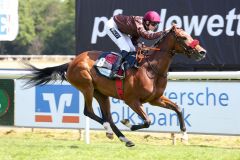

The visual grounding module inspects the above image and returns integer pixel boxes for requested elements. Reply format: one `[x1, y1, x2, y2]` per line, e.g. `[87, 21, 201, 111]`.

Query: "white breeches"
[106, 18, 136, 52]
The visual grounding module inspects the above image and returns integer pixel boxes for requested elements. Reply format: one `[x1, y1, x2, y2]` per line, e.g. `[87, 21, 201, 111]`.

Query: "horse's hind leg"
[94, 90, 114, 139]
[94, 91, 135, 147]
[68, 69, 104, 125]
[82, 88, 104, 125]
[67, 64, 134, 147]
[149, 95, 188, 142]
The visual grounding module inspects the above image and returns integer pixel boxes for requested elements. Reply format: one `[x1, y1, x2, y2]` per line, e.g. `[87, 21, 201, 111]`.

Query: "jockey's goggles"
[149, 22, 159, 27]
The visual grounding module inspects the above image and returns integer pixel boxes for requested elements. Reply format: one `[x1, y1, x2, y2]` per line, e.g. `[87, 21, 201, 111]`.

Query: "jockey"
[106, 11, 163, 78]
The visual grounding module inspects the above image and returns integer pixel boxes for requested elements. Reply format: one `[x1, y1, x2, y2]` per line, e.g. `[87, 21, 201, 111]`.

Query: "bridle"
[153, 27, 200, 58]
[137, 26, 200, 78]
[171, 28, 200, 58]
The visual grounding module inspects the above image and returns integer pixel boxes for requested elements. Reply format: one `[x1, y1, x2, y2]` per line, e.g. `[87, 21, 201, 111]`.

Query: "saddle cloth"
[94, 51, 136, 79]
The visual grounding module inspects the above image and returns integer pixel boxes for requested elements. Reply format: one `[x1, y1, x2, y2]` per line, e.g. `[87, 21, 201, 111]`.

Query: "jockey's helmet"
[143, 11, 160, 23]
[143, 11, 160, 31]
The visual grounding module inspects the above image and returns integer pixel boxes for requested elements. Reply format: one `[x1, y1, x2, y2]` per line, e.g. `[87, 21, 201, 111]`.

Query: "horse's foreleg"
[122, 101, 151, 131]
[149, 95, 188, 142]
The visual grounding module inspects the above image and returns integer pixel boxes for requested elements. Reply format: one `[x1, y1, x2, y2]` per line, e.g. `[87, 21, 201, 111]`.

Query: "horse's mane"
[153, 29, 172, 47]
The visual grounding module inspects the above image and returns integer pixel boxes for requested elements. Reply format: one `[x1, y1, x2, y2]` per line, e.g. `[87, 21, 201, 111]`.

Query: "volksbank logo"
[35, 85, 80, 123]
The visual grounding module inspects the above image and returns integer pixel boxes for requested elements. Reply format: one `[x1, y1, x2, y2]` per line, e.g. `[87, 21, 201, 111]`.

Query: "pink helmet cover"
[143, 11, 161, 23]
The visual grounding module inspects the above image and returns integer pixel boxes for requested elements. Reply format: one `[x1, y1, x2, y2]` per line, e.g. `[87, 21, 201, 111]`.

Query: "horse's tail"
[22, 62, 69, 88]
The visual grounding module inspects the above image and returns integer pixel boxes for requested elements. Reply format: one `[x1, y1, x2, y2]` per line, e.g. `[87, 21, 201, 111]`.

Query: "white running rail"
[1, 69, 240, 80]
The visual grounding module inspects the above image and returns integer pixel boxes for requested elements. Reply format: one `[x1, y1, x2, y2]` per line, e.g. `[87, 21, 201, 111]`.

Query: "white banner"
[15, 80, 240, 135]
[0, 0, 19, 41]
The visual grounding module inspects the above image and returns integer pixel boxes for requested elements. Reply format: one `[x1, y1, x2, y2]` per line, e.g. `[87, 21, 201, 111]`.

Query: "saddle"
[94, 51, 137, 79]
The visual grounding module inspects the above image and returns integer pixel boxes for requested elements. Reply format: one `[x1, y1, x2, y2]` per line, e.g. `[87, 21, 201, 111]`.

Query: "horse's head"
[164, 24, 207, 61]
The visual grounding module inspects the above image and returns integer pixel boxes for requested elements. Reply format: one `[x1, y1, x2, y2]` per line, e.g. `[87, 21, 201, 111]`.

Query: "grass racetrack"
[0, 127, 240, 160]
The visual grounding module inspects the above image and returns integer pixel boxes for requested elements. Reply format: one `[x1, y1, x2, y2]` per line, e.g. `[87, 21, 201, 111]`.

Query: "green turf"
[0, 129, 239, 160]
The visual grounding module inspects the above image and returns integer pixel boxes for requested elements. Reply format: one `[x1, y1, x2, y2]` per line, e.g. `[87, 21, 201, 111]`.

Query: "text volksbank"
[93, 86, 229, 128]
[96, 104, 191, 128]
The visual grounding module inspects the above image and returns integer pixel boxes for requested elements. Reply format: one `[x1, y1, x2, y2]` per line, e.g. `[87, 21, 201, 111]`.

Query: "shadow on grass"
[69, 145, 79, 149]
[188, 144, 240, 150]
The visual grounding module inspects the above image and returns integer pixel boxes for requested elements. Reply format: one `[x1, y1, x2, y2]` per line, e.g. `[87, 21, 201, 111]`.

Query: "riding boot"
[131, 51, 140, 68]
[120, 50, 129, 59]
[123, 51, 139, 69]
[134, 61, 140, 68]
[111, 50, 129, 78]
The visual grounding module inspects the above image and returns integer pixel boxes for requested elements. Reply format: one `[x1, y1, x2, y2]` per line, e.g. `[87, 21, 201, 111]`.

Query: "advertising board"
[76, 0, 240, 70]
[15, 80, 240, 135]
[0, 79, 14, 126]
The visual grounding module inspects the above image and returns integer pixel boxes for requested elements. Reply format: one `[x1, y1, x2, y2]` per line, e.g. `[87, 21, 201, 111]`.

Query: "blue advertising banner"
[15, 80, 240, 135]
[15, 81, 83, 129]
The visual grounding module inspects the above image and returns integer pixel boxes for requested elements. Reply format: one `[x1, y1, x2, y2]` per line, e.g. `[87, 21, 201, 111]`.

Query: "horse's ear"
[170, 22, 177, 32]
[171, 22, 177, 29]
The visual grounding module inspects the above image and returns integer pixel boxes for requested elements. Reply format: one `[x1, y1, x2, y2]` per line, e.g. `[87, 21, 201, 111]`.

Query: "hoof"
[181, 131, 189, 145]
[121, 119, 129, 125]
[106, 132, 114, 140]
[121, 119, 132, 128]
[125, 141, 135, 147]
[181, 138, 189, 145]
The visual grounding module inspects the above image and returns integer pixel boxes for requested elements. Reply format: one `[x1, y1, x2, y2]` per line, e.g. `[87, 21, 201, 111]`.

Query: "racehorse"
[23, 24, 206, 147]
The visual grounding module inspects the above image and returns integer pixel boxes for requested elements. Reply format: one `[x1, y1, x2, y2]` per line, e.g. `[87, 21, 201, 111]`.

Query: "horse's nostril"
[200, 51, 206, 55]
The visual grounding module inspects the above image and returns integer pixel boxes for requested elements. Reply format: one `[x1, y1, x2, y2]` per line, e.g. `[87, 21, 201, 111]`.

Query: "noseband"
[173, 29, 199, 57]
[154, 28, 199, 57]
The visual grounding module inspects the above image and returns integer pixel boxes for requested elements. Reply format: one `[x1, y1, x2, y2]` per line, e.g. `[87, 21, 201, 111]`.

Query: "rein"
[136, 30, 172, 78]
[136, 46, 169, 78]
[136, 30, 169, 61]
[136, 46, 160, 63]
[137, 27, 198, 78]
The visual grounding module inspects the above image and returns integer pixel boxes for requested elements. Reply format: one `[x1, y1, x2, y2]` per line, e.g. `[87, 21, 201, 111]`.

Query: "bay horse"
[23, 24, 206, 147]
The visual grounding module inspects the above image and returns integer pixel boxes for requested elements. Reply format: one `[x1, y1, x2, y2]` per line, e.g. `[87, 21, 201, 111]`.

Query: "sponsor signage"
[0, 0, 19, 41]
[15, 80, 84, 128]
[76, 0, 240, 70]
[35, 85, 80, 123]
[15, 80, 240, 135]
[0, 79, 14, 126]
